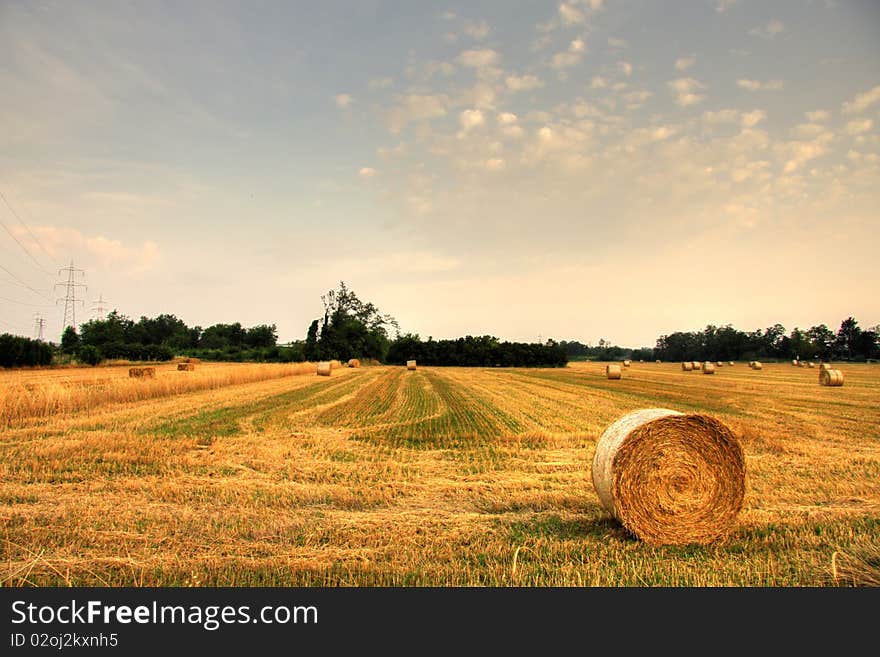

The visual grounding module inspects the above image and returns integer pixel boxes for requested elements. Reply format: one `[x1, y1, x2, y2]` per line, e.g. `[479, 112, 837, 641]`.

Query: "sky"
[1, 0, 879, 348]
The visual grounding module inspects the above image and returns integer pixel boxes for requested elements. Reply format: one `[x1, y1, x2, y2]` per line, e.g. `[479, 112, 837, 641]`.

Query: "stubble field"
[1, 360, 878, 586]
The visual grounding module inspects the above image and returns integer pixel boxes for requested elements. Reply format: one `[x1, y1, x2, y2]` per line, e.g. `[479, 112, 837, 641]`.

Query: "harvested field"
[0, 361, 877, 586]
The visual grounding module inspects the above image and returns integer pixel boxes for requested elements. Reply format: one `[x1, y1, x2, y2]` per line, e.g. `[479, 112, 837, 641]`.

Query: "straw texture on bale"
[128, 367, 155, 379]
[348, 358, 361, 368]
[702, 362, 715, 374]
[316, 362, 332, 377]
[177, 363, 195, 371]
[681, 362, 693, 371]
[406, 360, 417, 371]
[691, 361, 700, 370]
[820, 369, 844, 387]
[591, 408, 745, 545]
[820, 363, 832, 371]
[606, 364, 622, 380]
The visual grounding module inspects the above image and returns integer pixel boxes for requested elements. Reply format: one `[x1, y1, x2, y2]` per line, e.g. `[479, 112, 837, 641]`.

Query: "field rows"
[1, 361, 878, 586]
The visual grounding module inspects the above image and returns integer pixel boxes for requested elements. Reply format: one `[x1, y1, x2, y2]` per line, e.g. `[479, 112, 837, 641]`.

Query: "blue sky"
[1, 0, 878, 346]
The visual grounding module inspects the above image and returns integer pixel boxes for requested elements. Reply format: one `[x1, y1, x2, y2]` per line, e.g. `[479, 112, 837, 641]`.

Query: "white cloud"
[740, 109, 767, 128]
[623, 90, 652, 109]
[716, 0, 738, 11]
[358, 167, 377, 178]
[737, 79, 784, 91]
[668, 78, 706, 106]
[501, 124, 525, 140]
[387, 94, 449, 132]
[551, 39, 586, 69]
[608, 37, 628, 48]
[842, 85, 880, 115]
[459, 109, 486, 131]
[497, 112, 518, 125]
[806, 110, 831, 122]
[485, 158, 506, 171]
[749, 20, 785, 39]
[334, 93, 353, 108]
[618, 61, 633, 77]
[456, 49, 499, 68]
[506, 74, 544, 91]
[463, 20, 491, 40]
[675, 56, 695, 71]
[369, 77, 394, 90]
[702, 109, 739, 124]
[590, 76, 607, 89]
[845, 119, 874, 135]
[558, 3, 585, 25]
[570, 38, 586, 53]
[28, 224, 161, 274]
[791, 123, 827, 139]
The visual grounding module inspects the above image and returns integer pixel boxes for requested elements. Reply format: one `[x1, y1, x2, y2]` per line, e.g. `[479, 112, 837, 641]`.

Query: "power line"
[33, 313, 46, 341]
[0, 214, 55, 277]
[0, 262, 53, 300]
[0, 294, 54, 307]
[0, 188, 57, 268]
[92, 292, 110, 319]
[55, 260, 86, 332]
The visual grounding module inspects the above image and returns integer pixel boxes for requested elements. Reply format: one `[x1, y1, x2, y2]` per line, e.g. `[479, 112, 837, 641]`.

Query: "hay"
[750, 361, 763, 370]
[177, 363, 195, 371]
[591, 408, 745, 545]
[792, 360, 799, 366]
[797, 361, 805, 368]
[606, 364, 622, 380]
[656, 360, 662, 364]
[715, 361, 723, 367]
[808, 362, 815, 368]
[183, 357, 201, 364]
[623, 360, 631, 367]
[316, 362, 332, 376]
[728, 361, 734, 366]
[820, 369, 844, 386]
[820, 362, 832, 371]
[691, 361, 700, 370]
[407, 360, 417, 371]
[681, 362, 693, 371]
[128, 367, 156, 379]
[348, 358, 361, 368]
[702, 362, 715, 374]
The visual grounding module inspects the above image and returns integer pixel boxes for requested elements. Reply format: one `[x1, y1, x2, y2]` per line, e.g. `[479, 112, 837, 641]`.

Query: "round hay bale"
[750, 361, 763, 370]
[606, 364, 622, 380]
[681, 362, 693, 371]
[177, 363, 195, 371]
[820, 362, 832, 371]
[715, 361, 723, 367]
[728, 361, 734, 366]
[797, 361, 805, 368]
[820, 369, 844, 386]
[807, 362, 815, 368]
[591, 408, 745, 545]
[316, 361, 332, 376]
[348, 358, 361, 368]
[623, 360, 631, 367]
[792, 360, 798, 366]
[702, 362, 715, 374]
[128, 367, 156, 379]
[406, 360, 417, 371]
[656, 359, 662, 364]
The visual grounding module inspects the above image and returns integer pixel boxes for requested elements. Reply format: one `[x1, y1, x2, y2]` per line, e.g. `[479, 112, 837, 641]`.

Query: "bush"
[77, 345, 102, 366]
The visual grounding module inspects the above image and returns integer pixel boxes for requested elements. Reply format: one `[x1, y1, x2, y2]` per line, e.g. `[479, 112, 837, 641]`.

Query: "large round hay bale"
[622, 360, 631, 367]
[606, 364, 622, 380]
[591, 408, 745, 545]
[820, 369, 844, 386]
[406, 360, 417, 371]
[316, 361, 332, 376]
[177, 363, 195, 371]
[820, 362, 832, 371]
[728, 361, 734, 366]
[691, 361, 700, 371]
[715, 361, 723, 367]
[702, 362, 715, 374]
[750, 361, 763, 370]
[348, 358, 360, 368]
[681, 362, 693, 371]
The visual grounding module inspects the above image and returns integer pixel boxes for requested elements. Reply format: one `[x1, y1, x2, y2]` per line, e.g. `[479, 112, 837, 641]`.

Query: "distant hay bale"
[128, 367, 155, 379]
[177, 363, 195, 371]
[348, 358, 360, 368]
[329, 359, 341, 370]
[606, 364, 622, 380]
[808, 362, 815, 368]
[183, 357, 201, 364]
[691, 361, 700, 371]
[702, 362, 715, 374]
[639, 359, 644, 363]
[591, 408, 746, 545]
[728, 361, 734, 366]
[716, 361, 723, 367]
[656, 359, 662, 364]
[623, 360, 631, 367]
[820, 369, 844, 387]
[820, 363, 832, 371]
[750, 361, 763, 370]
[797, 361, 805, 368]
[407, 360, 417, 371]
[316, 361, 332, 376]
[792, 360, 799, 366]
[681, 362, 693, 371]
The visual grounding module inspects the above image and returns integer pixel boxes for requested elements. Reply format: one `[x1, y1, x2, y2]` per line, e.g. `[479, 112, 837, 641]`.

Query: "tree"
[836, 317, 861, 360]
[61, 326, 80, 355]
[304, 320, 320, 361]
[307, 282, 397, 361]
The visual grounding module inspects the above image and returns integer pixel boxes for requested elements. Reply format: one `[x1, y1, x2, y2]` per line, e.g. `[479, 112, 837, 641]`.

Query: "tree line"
[387, 334, 568, 367]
